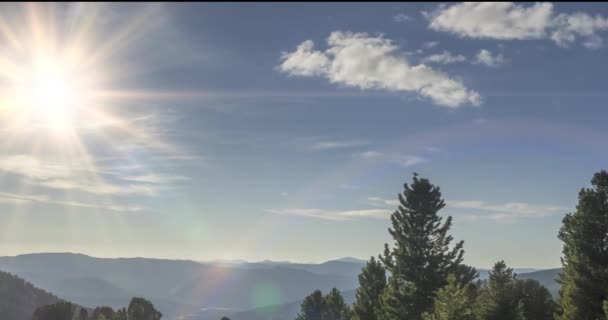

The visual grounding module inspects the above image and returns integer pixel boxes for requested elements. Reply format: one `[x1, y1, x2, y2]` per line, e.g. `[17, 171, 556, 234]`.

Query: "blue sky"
[1, 2, 608, 268]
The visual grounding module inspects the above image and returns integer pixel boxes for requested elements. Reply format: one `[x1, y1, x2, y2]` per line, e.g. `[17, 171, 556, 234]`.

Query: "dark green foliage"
[474, 261, 524, 320]
[296, 288, 351, 320]
[92, 306, 115, 320]
[112, 308, 127, 320]
[352, 257, 386, 320]
[379, 174, 475, 319]
[325, 288, 352, 320]
[127, 297, 162, 320]
[0, 270, 61, 320]
[422, 274, 476, 320]
[514, 279, 555, 320]
[78, 308, 88, 320]
[377, 276, 416, 320]
[557, 171, 608, 320]
[220, 317, 231, 320]
[31, 302, 74, 320]
[296, 290, 326, 320]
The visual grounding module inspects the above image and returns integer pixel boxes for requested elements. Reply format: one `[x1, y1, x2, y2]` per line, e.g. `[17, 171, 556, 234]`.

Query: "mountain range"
[0, 253, 562, 320]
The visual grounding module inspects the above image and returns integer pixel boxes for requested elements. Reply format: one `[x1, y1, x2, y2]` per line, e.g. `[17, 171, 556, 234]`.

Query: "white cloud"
[422, 41, 440, 49]
[0, 155, 184, 197]
[279, 40, 330, 77]
[354, 151, 426, 167]
[368, 196, 400, 207]
[474, 49, 507, 67]
[0, 155, 72, 180]
[422, 51, 467, 64]
[448, 200, 565, 222]
[428, 2, 554, 40]
[428, 2, 608, 49]
[279, 31, 481, 108]
[267, 208, 391, 221]
[122, 174, 190, 184]
[551, 12, 608, 48]
[0, 191, 142, 212]
[310, 140, 368, 150]
[394, 13, 412, 23]
[37, 179, 157, 196]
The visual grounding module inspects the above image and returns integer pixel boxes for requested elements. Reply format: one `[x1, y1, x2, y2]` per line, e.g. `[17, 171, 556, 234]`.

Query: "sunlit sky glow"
[2, 2, 608, 268]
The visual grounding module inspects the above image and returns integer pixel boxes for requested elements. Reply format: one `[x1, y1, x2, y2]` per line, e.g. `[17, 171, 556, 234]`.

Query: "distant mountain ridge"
[0, 253, 562, 320]
[0, 253, 363, 319]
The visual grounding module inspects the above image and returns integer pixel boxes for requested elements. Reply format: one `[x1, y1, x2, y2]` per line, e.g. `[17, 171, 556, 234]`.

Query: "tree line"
[294, 171, 608, 320]
[31, 297, 161, 320]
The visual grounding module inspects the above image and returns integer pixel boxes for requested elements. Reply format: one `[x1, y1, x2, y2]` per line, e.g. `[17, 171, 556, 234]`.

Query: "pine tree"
[78, 308, 88, 320]
[127, 297, 162, 320]
[352, 257, 387, 320]
[377, 276, 417, 320]
[557, 171, 608, 320]
[296, 289, 351, 320]
[31, 302, 75, 320]
[379, 174, 475, 319]
[324, 288, 351, 320]
[514, 279, 555, 320]
[474, 261, 524, 320]
[421, 274, 476, 320]
[296, 290, 327, 320]
[92, 306, 115, 320]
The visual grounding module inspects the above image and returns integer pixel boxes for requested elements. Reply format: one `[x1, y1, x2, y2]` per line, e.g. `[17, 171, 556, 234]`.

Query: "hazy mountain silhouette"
[0, 253, 561, 320]
[0, 253, 361, 318]
[0, 270, 63, 320]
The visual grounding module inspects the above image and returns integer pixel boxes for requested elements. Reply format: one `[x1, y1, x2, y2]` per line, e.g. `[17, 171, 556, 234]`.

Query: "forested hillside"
[0, 270, 62, 320]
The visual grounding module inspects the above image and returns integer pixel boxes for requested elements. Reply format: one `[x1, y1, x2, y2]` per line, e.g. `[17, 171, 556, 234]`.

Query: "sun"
[21, 61, 81, 130]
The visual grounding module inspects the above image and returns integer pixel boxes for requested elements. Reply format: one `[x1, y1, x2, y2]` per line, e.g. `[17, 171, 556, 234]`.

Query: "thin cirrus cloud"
[309, 140, 369, 151]
[421, 50, 467, 64]
[427, 2, 608, 49]
[266, 208, 391, 221]
[278, 31, 481, 108]
[393, 13, 412, 23]
[353, 150, 426, 167]
[448, 200, 566, 222]
[368, 196, 400, 207]
[0, 191, 142, 212]
[474, 49, 507, 67]
[367, 197, 565, 222]
[0, 154, 187, 197]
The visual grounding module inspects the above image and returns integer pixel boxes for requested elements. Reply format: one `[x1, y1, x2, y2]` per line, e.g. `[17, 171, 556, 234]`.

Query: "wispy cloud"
[0, 191, 142, 212]
[448, 200, 566, 222]
[122, 174, 190, 184]
[266, 208, 391, 221]
[368, 196, 400, 207]
[427, 2, 608, 49]
[422, 41, 440, 49]
[422, 51, 467, 65]
[474, 49, 507, 67]
[353, 151, 426, 167]
[0, 155, 186, 197]
[278, 31, 480, 108]
[310, 140, 368, 151]
[394, 13, 412, 23]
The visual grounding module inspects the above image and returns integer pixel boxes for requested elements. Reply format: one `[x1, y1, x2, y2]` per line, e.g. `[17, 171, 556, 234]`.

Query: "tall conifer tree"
[557, 171, 608, 320]
[379, 174, 475, 319]
[353, 257, 387, 320]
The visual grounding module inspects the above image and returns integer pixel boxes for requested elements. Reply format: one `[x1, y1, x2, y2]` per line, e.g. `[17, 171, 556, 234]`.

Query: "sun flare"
[18, 61, 82, 130]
